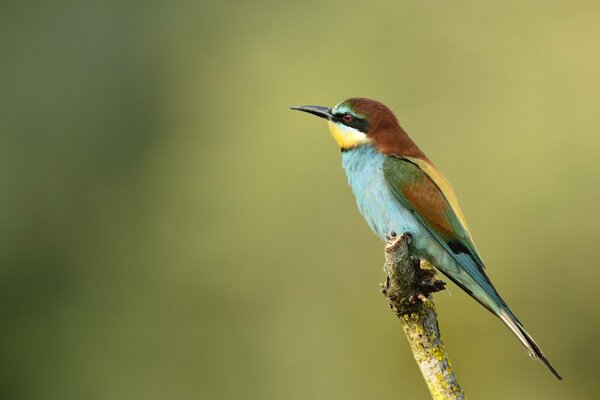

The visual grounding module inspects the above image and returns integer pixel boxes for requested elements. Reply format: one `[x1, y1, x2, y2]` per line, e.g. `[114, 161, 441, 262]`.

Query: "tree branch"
[381, 233, 466, 400]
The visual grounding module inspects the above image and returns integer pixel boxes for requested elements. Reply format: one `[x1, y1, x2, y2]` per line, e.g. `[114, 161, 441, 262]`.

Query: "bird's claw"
[385, 231, 412, 253]
[385, 231, 412, 244]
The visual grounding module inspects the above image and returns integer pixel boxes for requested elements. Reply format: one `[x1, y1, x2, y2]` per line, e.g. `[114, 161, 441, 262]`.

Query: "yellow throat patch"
[327, 121, 370, 150]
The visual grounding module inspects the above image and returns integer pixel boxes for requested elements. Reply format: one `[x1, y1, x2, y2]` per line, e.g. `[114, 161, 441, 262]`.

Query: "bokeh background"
[2, 1, 599, 399]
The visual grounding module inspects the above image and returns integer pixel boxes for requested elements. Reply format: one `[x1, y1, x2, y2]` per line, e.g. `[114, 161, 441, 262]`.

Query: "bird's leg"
[383, 232, 445, 304]
[384, 231, 412, 251]
[384, 231, 397, 243]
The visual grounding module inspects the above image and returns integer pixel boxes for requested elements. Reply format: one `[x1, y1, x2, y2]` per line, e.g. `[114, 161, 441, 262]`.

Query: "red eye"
[342, 113, 354, 123]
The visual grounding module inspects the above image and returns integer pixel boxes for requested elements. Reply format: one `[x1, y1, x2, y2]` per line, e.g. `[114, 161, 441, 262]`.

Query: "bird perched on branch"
[291, 98, 561, 380]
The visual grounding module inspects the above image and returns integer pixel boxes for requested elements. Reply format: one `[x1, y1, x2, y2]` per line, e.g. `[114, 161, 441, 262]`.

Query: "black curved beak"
[290, 105, 332, 121]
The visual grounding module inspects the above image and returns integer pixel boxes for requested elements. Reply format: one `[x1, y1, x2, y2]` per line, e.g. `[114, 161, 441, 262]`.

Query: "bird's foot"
[382, 231, 443, 305]
[384, 231, 411, 252]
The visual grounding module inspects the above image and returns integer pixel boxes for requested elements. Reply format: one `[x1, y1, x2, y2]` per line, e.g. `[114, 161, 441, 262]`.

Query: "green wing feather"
[382, 156, 563, 379]
[382, 156, 488, 278]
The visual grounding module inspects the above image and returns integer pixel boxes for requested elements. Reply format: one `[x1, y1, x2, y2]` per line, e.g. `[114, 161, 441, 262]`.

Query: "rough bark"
[381, 233, 466, 400]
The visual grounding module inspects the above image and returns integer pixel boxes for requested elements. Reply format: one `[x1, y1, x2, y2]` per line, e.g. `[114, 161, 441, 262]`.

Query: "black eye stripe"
[333, 113, 370, 133]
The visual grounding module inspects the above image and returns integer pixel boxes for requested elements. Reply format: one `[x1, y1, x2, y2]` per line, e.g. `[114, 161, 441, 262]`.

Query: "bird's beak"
[290, 105, 333, 121]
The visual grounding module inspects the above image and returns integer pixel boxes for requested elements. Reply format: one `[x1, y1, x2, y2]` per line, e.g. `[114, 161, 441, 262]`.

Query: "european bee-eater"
[291, 98, 561, 380]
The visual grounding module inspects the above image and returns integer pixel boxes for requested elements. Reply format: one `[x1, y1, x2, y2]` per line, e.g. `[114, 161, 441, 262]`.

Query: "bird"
[291, 97, 561, 380]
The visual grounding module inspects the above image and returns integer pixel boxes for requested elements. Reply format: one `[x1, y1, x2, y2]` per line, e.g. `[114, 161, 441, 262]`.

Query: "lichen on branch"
[381, 233, 466, 400]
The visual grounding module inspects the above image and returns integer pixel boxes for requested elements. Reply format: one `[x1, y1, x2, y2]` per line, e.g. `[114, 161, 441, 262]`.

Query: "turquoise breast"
[341, 145, 421, 241]
[341, 144, 466, 281]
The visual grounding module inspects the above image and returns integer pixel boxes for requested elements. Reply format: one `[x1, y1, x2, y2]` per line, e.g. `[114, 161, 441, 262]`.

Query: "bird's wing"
[382, 156, 487, 279]
[383, 156, 563, 380]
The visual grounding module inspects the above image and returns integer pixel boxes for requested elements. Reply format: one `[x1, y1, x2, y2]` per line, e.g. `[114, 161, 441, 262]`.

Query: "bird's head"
[291, 98, 425, 158]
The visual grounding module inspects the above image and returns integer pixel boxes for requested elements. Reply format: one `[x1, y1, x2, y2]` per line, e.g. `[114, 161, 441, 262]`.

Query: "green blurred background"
[1, 1, 599, 399]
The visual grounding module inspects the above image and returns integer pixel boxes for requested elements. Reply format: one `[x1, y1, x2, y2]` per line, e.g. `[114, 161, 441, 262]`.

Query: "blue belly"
[341, 145, 421, 240]
[341, 145, 457, 269]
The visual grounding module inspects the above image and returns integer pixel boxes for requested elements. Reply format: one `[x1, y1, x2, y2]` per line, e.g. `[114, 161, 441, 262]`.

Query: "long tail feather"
[498, 309, 562, 380]
[432, 255, 562, 380]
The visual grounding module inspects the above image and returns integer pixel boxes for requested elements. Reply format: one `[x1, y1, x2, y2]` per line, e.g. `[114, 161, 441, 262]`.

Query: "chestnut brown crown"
[333, 98, 428, 160]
